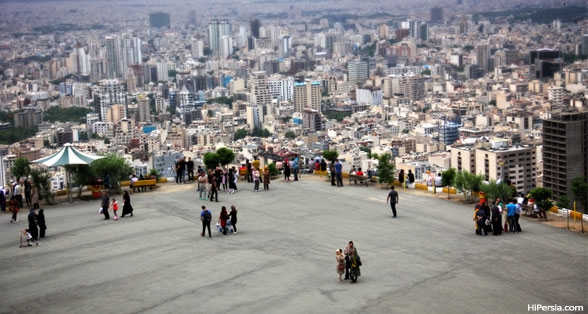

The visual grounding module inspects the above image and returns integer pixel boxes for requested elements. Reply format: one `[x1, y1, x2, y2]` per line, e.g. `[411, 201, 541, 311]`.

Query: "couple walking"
[335, 241, 361, 283]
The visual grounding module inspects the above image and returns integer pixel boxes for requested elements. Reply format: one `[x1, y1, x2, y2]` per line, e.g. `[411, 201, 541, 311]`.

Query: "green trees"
[441, 168, 457, 199]
[376, 153, 395, 187]
[285, 131, 296, 139]
[42, 106, 92, 123]
[203, 152, 221, 170]
[234, 128, 248, 141]
[11, 158, 31, 180]
[480, 180, 513, 203]
[216, 147, 236, 166]
[90, 154, 134, 193]
[321, 149, 339, 162]
[530, 187, 553, 217]
[571, 177, 588, 213]
[556, 195, 570, 210]
[267, 162, 279, 176]
[454, 170, 484, 203]
[29, 167, 53, 205]
[203, 148, 236, 170]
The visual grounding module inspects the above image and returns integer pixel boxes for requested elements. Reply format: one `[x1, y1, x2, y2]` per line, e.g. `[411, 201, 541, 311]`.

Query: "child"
[9, 197, 19, 223]
[21, 229, 35, 247]
[111, 198, 119, 218]
[336, 249, 345, 282]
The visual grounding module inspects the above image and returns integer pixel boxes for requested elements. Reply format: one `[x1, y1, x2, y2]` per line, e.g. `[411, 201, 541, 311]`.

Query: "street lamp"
[497, 159, 505, 183]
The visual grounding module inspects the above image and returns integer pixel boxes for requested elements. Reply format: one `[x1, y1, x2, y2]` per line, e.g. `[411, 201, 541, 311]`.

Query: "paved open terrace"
[0, 178, 586, 314]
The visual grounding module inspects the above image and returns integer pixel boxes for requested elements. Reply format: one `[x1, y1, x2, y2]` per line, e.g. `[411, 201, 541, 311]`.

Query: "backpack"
[203, 210, 212, 223]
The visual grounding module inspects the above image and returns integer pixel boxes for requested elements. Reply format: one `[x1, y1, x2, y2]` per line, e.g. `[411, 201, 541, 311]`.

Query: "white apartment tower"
[208, 19, 231, 52]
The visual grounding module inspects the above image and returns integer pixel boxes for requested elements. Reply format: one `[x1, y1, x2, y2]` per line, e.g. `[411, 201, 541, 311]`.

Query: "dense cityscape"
[0, 0, 587, 210]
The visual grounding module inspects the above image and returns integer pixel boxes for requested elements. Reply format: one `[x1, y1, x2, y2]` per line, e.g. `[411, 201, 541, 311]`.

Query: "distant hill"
[478, 6, 588, 24]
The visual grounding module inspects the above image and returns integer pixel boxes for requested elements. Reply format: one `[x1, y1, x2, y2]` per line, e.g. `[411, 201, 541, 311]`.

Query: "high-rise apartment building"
[293, 81, 321, 113]
[250, 18, 261, 39]
[268, 76, 294, 102]
[348, 60, 368, 85]
[104, 34, 142, 79]
[529, 49, 563, 80]
[475, 43, 490, 74]
[208, 19, 231, 52]
[250, 71, 273, 107]
[93, 79, 127, 122]
[430, 7, 443, 23]
[191, 38, 204, 59]
[137, 95, 150, 123]
[582, 34, 588, 55]
[542, 111, 588, 200]
[149, 12, 170, 29]
[302, 109, 322, 132]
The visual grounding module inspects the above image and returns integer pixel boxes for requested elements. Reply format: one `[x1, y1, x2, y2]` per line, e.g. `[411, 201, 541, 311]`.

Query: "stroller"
[215, 220, 234, 234]
[20, 229, 38, 248]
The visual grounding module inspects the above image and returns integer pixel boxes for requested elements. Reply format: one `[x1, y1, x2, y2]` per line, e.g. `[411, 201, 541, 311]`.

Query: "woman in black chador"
[121, 190, 134, 217]
[37, 209, 47, 238]
[28, 209, 38, 241]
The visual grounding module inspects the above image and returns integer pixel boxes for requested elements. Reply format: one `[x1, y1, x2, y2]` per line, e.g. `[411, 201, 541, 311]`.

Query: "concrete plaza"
[0, 177, 586, 314]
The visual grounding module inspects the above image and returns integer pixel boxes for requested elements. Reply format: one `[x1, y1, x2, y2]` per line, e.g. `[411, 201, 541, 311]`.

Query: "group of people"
[2, 179, 41, 224]
[174, 156, 196, 184]
[474, 198, 522, 236]
[100, 190, 134, 220]
[199, 205, 238, 237]
[335, 241, 362, 283]
[197, 166, 241, 202]
[25, 208, 47, 243]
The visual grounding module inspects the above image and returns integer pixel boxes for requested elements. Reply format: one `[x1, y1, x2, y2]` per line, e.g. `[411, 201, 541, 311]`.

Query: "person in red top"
[111, 198, 119, 218]
[356, 168, 364, 176]
[219, 206, 229, 235]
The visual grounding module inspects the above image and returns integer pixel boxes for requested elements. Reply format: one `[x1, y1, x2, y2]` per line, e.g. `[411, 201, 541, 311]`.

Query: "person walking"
[228, 205, 238, 233]
[37, 209, 47, 238]
[228, 168, 237, 194]
[329, 161, 336, 186]
[30, 183, 40, 209]
[8, 196, 19, 223]
[14, 181, 23, 209]
[198, 171, 208, 200]
[0, 187, 6, 212]
[200, 205, 212, 238]
[263, 167, 270, 190]
[209, 170, 219, 202]
[476, 201, 489, 236]
[252, 167, 260, 192]
[219, 206, 229, 235]
[27, 209, 38, 242]
[293, 157, 299, 181]
[344, 241, 357, 280]
[334, 160, 343, 187]
[386, 186, 399, 218]
[100, 191, 110, 220]
[283, 159, 291, 181]
[245, 159, 252, 183]
[348, 249, 362, 283]
[336, 249, 345, 283]
[506, 199, 517, 234]
[111, 198, 119, 219]
[186, 157, 195, 182]
[491, 199, 502, 236]
[121, 191, 134, 217]
[24, 179, 32, 207]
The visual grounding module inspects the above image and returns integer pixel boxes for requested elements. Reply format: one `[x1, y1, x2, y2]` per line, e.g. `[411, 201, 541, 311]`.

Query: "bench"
[131, 179, 157, 192]
[349, 175, 371, 186]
